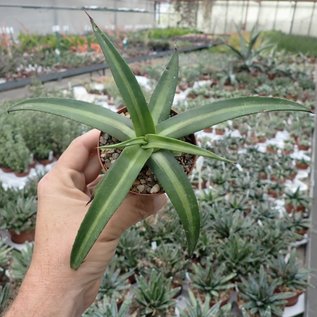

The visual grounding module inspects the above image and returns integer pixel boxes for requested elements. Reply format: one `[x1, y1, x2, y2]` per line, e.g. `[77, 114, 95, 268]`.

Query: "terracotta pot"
[9, 229, 35, 244]
[215, 128, 225, 136]
[38, 159, 54, 166]
[285, 290, 303, 307]
[203, 127, 213, 133]
[1, 166, 13, 173]
[295, 161, 309, 170]
[97, 108, 197, 195]
[14, 169, 30, 177]
[298, 144, 310, 151]
[296, 228, 308, 236]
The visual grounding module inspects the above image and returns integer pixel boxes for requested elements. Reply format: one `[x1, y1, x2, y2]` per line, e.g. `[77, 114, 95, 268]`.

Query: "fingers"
[84, 152, 102, 185]
[57, 129, 101, 174]
[101, 193, 168, 240]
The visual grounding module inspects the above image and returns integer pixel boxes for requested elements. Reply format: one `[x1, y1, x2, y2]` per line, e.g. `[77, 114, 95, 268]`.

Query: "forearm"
[5, 266, 86, 317]
[5, 239, 119, 317]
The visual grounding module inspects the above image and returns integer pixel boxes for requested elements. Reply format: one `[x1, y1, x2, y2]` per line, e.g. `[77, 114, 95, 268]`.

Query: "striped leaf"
[157, 97, 310, 139]
[88, 14, 155, 136]
[71, 145, 153, 269]
[148, 51, 179, 124]
[148, 151, 200, 254]
[143, 134, 232, 163]
[99, 136, 147, 149]
[8, 98, 135, 141]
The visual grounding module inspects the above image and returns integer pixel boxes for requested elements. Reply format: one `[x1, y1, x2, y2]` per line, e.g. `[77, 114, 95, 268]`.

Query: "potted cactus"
[8, 14, 310, 269]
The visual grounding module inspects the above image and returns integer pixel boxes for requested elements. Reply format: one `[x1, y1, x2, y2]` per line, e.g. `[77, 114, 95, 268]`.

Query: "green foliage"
[0, 283, 11, 312]
[264, 30, 317, 56]
[239, 266, 293, 317]
[10, 243, 33, 282]
[0, 240, 11, 278]
[85, 297, 131, 317]
[147, 27, 200, 40]
[180, 290, 221, 317]
[190, 262, 236, 298]
[269, 251, 309, 291]
[224, 26, 272, 71]
[97, 262, 133, 301]
[0, 194, 37, 233]
[134, 270, 179, 316]
[0, 127, 31, 172]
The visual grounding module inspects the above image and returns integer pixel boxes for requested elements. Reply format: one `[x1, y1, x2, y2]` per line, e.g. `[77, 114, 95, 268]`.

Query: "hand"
[5, 129, 167, 317]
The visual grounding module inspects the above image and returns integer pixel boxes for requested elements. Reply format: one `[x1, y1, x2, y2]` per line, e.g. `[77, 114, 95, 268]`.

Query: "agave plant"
[239, 266, 293, 317]
[8, 14, 310, 269]
[180, 290, 221, 317]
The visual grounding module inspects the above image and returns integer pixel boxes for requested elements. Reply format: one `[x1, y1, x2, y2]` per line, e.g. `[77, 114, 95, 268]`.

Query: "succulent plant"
[92, 297, 131, 317]
[0, 283, 11, 312]
[180, 290, 221, 317]
[190, 262, 236, 299]
[10, 243, 33, 282]
[239, 266, 293, 317]
[0, 195, 37, 234]
[97, 261, 133, 301]
[134, 269, 179, 316]
[268, 251, 309, 292]
[8, 14, 310, 269]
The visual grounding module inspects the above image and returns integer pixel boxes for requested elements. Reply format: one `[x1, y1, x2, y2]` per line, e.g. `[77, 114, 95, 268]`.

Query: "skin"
[5, 129, 167, 317]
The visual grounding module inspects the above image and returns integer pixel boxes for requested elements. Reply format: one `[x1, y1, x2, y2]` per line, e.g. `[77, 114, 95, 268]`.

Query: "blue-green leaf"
[148, 51, 179, 124]
[71, 145, 153, 269]
[157, 97, 310, 139]
[88, 14, 155, 136]
[148, 151, 200, 254]
[8, 98, 135, 141]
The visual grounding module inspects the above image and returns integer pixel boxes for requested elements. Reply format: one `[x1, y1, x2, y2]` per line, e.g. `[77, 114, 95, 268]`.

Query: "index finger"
[57, 129, 100, 173]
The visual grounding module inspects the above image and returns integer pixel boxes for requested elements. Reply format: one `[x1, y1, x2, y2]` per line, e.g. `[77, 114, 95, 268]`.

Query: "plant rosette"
[8, 13, 311, 270]
[98, 108, 197, 195]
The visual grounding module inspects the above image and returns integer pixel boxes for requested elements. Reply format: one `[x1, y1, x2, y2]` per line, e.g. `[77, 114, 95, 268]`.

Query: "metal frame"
[305, 64, 317, 317]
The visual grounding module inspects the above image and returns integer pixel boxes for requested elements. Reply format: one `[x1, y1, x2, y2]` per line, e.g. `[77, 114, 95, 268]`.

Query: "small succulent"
[180, 290, 221, 317]
[268, 251, 309, 292]
[10, 242, 33, 282]
[97, 261, 133, 301]
[0, 240, 11, 280]
[190, 261, 235, 299]
[82, 296, 131, 317]
[239, 266, 293, 317]
[8, 14, 310, 269]
[0, 195, 37, 234]
[134, 269, 179, 316]
[0, 283, 11, 312]
[93, 297, 131, 317]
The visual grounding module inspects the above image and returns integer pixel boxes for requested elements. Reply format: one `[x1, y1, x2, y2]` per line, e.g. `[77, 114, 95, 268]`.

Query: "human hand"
[5, 129, 167, 317]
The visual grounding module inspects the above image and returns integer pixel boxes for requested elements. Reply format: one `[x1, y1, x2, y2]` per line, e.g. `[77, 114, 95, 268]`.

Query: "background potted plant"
[132, 269, 179, 316]
[8, 14, 310, 270]
[268, 251, 309, 307]
[0, 195, 37, 244]
[239, 266, 293, 317]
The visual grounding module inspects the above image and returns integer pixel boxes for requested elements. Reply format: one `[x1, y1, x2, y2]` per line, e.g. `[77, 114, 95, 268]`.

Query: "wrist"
[6, 266, 85, 317]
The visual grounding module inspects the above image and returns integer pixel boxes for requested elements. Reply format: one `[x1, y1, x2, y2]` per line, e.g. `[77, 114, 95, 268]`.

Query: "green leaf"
[99, 136, 147, 149]
[157, 97, 310, 139]
[88, 14, 155, 136]
[8, 98, 135, 141]
[148, 51, 178, 124]
[143, 134, 232, 163]
[148, 151, 200, 254]
[71, 145, 153, 269]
